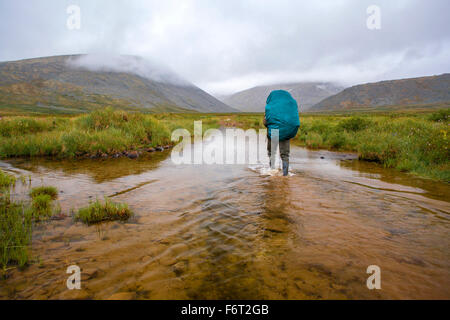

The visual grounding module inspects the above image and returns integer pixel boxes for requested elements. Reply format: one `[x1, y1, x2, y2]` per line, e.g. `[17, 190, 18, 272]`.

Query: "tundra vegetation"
[295, 110, 449, 182]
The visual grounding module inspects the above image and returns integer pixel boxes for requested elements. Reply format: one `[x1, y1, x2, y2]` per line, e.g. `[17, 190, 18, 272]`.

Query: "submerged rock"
[50, 214, 67, 221]
[82, 268, 99, 280]
[155, 147, 164, 152]
[147, 147, 156, 152]
[127, 151, 139, 159]
[172, 261, 187, 277]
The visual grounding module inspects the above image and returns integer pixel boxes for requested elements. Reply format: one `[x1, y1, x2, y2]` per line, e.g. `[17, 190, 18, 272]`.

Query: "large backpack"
[265, 90, 300, 141]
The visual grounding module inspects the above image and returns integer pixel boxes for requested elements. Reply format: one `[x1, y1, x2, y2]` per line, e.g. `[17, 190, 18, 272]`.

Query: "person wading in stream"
[263, 90, 300, 176]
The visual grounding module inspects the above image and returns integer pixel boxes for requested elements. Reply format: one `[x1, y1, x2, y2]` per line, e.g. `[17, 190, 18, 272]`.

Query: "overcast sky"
[0, 0, 449, 94]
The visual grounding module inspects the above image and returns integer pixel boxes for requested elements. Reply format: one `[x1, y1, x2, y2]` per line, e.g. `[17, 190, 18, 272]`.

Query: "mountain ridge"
[221, 82, 344, 112]
[0, 54, 237, 114]
[310, 73, 450, 111]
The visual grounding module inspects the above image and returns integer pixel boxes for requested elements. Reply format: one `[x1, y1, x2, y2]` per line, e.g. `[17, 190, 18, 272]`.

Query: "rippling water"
[0, 140, 449, 299]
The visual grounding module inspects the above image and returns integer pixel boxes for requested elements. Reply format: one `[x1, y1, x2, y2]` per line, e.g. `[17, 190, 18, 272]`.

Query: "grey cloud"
[0, 0, 449, 94]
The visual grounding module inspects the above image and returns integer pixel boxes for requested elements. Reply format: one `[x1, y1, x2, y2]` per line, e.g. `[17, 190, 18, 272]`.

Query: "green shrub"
[428, 109, 449, 122]
[30, 186, 58, 200]
[338, 117, 371, 132]
[310, 120, 332, 134]
[305, 132, 323, 149]
[76, 107, 130, 131]
[328, 131, 347, 149]
[75, 198, 133, 225]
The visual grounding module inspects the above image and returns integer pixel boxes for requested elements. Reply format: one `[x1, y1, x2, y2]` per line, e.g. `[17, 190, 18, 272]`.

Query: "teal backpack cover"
[265, 90, 300, 141]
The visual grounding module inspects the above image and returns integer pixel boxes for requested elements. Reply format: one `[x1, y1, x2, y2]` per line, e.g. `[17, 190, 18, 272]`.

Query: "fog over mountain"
[221, 82, 344, 112]
[66, 54, 190, 86]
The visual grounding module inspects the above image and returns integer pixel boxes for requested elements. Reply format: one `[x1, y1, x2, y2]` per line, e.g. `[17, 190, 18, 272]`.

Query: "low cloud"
[67, 54, 190, 86]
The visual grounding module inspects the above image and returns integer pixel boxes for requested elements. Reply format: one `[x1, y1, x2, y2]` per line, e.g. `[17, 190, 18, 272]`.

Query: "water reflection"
[2, 151, 171, 183]
[339, 159, 449, 202]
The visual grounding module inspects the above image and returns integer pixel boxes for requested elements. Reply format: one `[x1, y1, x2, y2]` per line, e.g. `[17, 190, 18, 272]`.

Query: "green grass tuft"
[75, 198, 133, 225]
[30, 186, 58, 200]
[338, 117, 371, 132]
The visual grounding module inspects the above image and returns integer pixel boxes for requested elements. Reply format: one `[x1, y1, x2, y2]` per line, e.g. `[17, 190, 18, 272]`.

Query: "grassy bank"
[296, 110, 449, 182]
[0, 108, 171, 158]
[0, 108, 230, 159]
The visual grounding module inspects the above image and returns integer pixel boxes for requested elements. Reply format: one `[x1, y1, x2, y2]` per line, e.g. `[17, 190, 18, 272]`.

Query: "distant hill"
[0, 55, 236, 114]
[311, 74, 450, 111]
[221, 82, 344, 112]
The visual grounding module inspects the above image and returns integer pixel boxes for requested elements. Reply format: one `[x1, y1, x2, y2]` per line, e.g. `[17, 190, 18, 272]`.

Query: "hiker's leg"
[268, 135, 279, 169]
[279, 139, 290, 162]
[280, 139, 290, 176]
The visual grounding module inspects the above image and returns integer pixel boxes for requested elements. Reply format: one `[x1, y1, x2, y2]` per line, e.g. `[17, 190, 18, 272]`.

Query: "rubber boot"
[282, 159, 289, 176]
